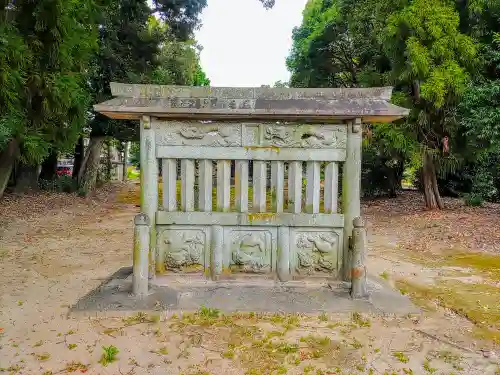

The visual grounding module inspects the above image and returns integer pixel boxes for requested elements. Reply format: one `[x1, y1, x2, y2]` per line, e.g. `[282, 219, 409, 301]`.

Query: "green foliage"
[39, 175, 78, 193]
[286, 0, 500, 205]
[99, 345, 119, 366]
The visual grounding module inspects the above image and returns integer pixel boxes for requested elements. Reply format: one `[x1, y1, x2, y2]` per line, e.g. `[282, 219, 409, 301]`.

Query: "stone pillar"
[133, 213, 150, 297]
[342, 118, 362, 281]
[350, 217, 368, 299]
[140, 116, 158, 279]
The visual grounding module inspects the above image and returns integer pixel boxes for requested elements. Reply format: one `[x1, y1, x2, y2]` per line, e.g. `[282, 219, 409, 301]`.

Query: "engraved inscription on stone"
[230, 230, 272, 273]
[259, 124, 346, 149]
[155, 121, 241, 147]
[294, 232, 339, 275]
[158, 229, 205, 272]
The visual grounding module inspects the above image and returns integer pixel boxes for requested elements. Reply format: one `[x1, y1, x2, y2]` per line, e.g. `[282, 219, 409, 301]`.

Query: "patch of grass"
[318, 312, 328, 322]
[380, 270, 390, 280]
[98, 345, 119, 366]
[349, 338, 363, 349]
[35, 353, 51, 361]
[443, 252, 500, 280]
[423, 359, 437, 374]
[395, 279, 500, 343]
[0, 364, 23, 373]
[123, 312, 158, 325]
[393, 351, 409, 363]
[351, 312, 371, 327]
[64, 362, 88, 373]
[199, 306, 220, 319]
[303, 365, 315, 374]
[33, 340, 43, 347]
[153, 347, 169, 355]
[428, 349, 462, 370]
[68, 343, 77, 350]
[66, 329, 75, 335]
[222, 349, 235, 359]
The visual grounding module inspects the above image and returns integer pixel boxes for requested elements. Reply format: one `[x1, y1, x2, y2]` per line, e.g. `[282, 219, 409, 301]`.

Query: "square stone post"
[342, 118, 362, 281]
[139, 115, 158, 279]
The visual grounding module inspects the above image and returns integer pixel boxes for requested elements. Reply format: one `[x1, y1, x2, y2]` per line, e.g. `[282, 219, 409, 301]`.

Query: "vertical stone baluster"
[181, 159, 195, 212]
[305, 161, 320, 214]
[253, 161, 267, 212]
[235, 160, 249, 212]
[288, 161, 302, 213]
[133, 213, 150, 297]
[162, 159, 177, 211]
[324, 162, 339, 213]
[342, 118, 362, 280]
[198, 159, 213, 212]
[211, 225, 223, 280]
[277, 226, 290, 281]
[217, 160, 231, 212]
[271, 161, 284, 213]
[139, 115, 158, 278]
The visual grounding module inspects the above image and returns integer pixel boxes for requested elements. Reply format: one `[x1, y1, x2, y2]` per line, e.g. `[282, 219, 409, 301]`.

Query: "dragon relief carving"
[295, 232, 338, 274]
[263, 126, 339, 148]
[162, 231, 204, 272]
[178, 126, 240, 146]
[231, 232, 270, 273]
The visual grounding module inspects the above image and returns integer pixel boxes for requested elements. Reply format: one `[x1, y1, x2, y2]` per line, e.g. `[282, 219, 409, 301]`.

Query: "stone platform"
[70, 267, 418, 316]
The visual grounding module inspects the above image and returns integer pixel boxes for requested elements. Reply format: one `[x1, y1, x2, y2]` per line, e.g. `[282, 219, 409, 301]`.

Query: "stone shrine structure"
[94, 83, 409, 298]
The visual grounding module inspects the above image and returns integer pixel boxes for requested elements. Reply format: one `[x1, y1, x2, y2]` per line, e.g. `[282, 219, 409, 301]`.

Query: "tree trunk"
[14, 162, 41, 193]
[122, 141, 129, 181]
[422, 151, 444, 210]
[0, 139, 19, 199]
[72, 136, 84, 179]
[40, 150, 58, 180]
[78, 135, 105, 194]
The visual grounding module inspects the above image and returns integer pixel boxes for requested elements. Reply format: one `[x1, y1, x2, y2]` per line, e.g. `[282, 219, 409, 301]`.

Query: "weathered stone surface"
[291, 229, 341, 277]
[94, 83, 409, 122]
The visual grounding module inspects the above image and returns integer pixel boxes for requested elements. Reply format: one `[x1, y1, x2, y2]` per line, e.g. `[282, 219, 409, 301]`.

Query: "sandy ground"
[0, 185, 499, 375]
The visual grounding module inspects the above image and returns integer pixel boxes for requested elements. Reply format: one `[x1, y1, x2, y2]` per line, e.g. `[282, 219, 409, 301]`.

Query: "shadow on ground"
[71, 267, 418, 316]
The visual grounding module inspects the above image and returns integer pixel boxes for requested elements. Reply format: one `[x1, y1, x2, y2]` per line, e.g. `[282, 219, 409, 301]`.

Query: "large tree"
[0, 0, 101, 195]
[76, 0, 209, 194]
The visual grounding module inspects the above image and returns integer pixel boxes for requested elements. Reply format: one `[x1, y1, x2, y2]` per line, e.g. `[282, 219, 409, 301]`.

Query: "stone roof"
[93, 82, 409, 123]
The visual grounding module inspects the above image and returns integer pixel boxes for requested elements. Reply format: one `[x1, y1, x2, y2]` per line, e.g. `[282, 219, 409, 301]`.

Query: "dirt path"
[0, 186, 499, 375]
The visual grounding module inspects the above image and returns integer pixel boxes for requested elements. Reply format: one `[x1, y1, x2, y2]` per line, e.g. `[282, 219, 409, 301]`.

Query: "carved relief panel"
[157, 226, 210, 273]
[224, 227, 277, 273]
[242, 123, 347, 149]
[154, 121, 242, 147]
[153, 120, 347, 150]
[290, 228, 342, 277]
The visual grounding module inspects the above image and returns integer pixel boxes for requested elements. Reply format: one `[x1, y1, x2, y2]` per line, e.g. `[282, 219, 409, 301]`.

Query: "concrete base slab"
[71, 267, 419, 317]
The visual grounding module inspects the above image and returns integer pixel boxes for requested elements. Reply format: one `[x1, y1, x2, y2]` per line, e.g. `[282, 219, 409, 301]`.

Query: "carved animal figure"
[164, 232, 203, 269]
[232, 233, 267, 270]
[307, 234, 336, 253]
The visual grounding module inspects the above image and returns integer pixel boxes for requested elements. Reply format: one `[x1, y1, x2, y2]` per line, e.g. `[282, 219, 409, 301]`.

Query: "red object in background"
[56, 166, 72, 176]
